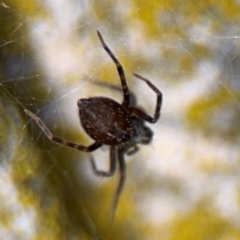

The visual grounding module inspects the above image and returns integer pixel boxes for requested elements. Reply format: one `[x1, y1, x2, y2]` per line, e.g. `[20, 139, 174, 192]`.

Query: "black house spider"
[24, 31, 162, 221]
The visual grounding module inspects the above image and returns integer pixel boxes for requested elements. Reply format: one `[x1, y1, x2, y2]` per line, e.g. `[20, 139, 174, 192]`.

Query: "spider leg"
[110, 148, 126, 223]
[97, 30, 130, 108]
[90, 78, 137, 106]
[24, 109, 102, 152]
[130, 73, 162, 123]
[126, 145, 139, 156]
[90, 145, 117, 177]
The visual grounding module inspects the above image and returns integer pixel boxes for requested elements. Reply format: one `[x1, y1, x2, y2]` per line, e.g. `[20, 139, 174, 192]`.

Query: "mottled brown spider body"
[24, 30, 162, 222]
[78, 97, 135, 145]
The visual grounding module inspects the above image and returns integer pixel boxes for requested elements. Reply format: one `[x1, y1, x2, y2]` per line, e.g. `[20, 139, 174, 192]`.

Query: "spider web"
[1, 1, 240, 239]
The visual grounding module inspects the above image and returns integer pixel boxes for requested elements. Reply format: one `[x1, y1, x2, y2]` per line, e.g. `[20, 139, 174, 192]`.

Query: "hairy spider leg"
[90, 145, 117, 177]
[97, 30, 130, 108]
[130, 73, 162, 123]
[126, 145, 139, 156]
[90, 145, 125, 223]
[90, 79, 137, 106]
[109, 148, 126, 223]
[24, 109, 102, 151]
[90, 144, 127, 223]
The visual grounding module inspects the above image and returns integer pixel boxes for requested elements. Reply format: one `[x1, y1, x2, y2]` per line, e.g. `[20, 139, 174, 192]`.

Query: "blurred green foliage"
[186, 85, 240, 142]
[170, 201, 240, 240]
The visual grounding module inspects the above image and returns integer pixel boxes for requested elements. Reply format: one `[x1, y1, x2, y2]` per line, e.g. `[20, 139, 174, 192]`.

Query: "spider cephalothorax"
[24, 30, 162, 222]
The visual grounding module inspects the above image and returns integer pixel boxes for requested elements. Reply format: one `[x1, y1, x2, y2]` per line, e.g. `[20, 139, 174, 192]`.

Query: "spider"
[24, 30, 162, 222]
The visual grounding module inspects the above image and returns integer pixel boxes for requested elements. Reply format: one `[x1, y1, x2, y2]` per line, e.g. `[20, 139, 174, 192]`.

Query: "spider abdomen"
[78, 97, 135, 145]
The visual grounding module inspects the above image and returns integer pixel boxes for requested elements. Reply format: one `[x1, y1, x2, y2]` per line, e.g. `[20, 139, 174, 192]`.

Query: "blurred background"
[1, 0, 240, 239]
